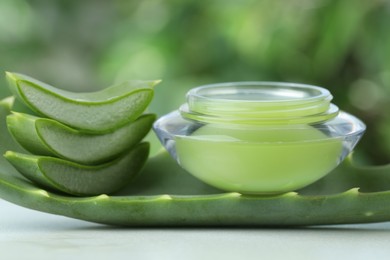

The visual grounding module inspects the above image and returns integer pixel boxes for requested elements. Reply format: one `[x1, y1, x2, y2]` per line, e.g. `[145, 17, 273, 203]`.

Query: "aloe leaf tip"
[5, 71, 21, 87]
[5, 71, 16, 80]
[150, 79, 162, 87]
[4, 149, 18, 156]
[3, 151, 15, 161]
[0, 96, 15, 108]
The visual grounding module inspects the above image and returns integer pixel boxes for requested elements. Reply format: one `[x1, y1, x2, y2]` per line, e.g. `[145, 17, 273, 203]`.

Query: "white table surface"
[1, 199, 390, 260]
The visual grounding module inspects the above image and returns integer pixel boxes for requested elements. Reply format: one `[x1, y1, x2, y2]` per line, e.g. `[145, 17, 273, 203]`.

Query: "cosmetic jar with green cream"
[153, 82, 366, 194]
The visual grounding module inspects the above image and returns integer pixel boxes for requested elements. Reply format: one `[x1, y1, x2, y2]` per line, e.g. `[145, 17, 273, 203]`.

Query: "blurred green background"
[0, 0, 389, 164]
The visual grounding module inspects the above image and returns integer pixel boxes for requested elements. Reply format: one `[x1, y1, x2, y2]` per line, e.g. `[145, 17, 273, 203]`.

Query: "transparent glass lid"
[181, 82, 339, 125]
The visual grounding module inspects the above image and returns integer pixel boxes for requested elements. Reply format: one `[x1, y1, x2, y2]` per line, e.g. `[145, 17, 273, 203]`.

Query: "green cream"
[176, 124, 343, 194]
[154, 82, 364, 194]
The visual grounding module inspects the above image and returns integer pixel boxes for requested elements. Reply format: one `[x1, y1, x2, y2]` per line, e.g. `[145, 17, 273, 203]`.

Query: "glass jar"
[153, 82, 366, 194]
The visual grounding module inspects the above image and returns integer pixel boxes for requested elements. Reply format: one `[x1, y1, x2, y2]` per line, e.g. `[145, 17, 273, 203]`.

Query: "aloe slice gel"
[7, 112, 155, 164]
[6, 72, 160, 133]
[154, 82, 366, 194]
[4, 143, 149, 196]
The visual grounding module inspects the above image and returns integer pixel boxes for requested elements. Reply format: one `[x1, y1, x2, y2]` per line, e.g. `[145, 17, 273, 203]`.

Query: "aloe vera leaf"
[4, 142, 149, 196]
[1, 150, 390, 226]
[7, 112, 155, 164]
[1, 98, 390, 226]
[5, 72, 160, 133]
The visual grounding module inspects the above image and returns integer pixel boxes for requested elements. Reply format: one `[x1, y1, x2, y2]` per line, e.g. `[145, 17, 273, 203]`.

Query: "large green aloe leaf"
[0, 99, 390, 226]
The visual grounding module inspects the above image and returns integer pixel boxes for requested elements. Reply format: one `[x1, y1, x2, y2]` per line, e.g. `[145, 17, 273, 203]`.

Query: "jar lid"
[180, 82, 339, 125]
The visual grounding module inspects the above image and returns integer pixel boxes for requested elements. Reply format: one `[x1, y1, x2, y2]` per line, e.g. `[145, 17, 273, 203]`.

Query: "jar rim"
[187, 82, 331, 104]
[183, 82, 338, 125]
[180, 103, 340, 125]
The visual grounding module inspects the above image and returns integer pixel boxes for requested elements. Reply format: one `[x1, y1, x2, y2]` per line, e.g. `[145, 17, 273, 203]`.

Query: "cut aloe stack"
[4, 72, 159, 196]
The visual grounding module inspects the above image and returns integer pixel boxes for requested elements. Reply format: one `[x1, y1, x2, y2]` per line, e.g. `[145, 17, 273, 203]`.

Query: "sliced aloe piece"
[4, 142, 149, 196]
[6, 72, 160, 133]
[7, 112, 155, 164]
